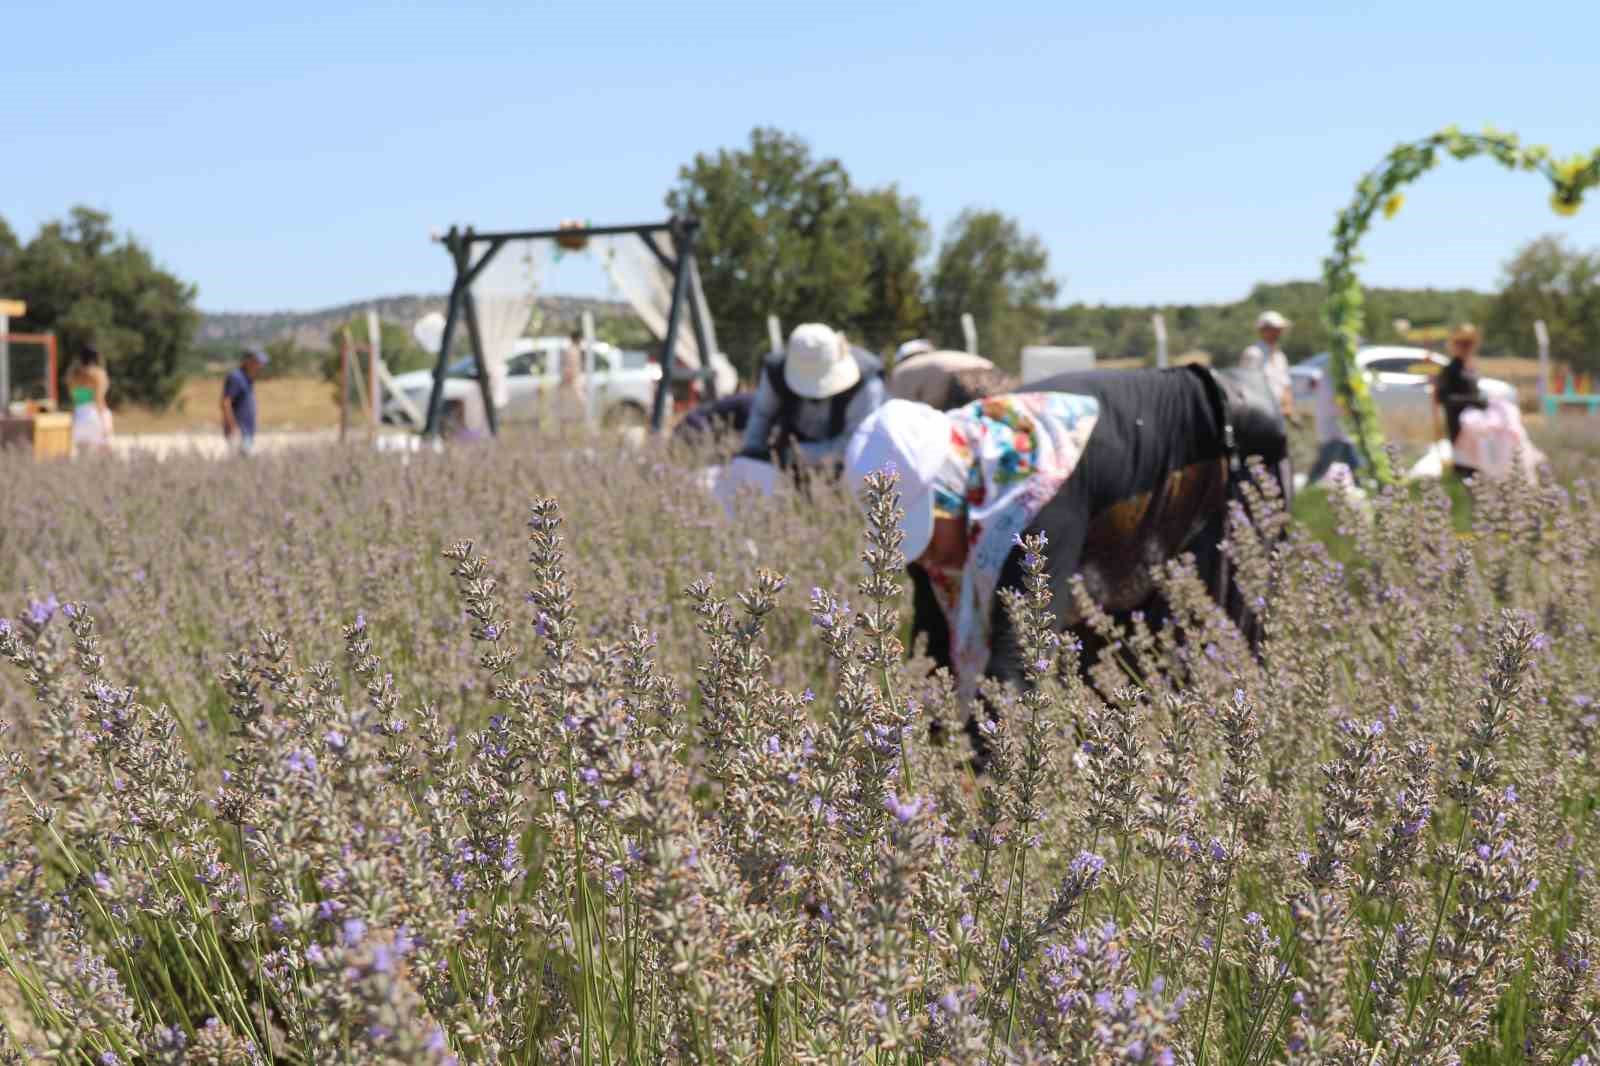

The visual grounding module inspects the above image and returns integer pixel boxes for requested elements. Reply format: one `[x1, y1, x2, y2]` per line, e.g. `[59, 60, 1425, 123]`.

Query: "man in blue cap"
[221, 346, 267, 455]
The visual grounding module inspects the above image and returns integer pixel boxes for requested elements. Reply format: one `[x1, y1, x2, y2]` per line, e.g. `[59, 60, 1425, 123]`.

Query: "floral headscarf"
[922, 393, 1099, 700]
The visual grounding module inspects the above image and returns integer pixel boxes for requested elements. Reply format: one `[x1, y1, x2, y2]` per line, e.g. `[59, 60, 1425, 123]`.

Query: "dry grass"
[111, 375, 340, 434]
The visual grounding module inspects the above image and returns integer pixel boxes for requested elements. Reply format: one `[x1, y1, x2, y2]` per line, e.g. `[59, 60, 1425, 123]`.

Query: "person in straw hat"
[1433, 322, 1489, 481]
[739, 322, 886, 471]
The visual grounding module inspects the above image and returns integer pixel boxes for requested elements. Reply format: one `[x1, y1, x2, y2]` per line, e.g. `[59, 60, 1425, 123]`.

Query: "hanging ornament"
[555, 219, 590, 253]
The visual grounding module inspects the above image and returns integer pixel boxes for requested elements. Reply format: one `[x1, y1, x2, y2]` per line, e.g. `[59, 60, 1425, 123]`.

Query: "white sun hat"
[1256, 310, 1289, 330]
[784, 323, 860, 399]
[844, 399, 954, 563]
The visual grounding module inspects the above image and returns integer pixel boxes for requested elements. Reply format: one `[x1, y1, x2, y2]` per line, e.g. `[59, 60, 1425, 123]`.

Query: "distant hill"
[199, 293, 635, 352]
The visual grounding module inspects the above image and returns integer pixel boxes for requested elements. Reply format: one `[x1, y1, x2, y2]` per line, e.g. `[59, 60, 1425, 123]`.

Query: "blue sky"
[6, 0, 1598, 312]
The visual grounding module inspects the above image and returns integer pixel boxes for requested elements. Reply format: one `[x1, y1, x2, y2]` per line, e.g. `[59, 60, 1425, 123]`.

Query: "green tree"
[320, 315, 432, 383]
[667, 128, 930, 372]
[0, 207, 198, 407]
[843, 185, 931, 350]
[1487, 234, 1600, 373]
[0, 217, 19, 277]
[1044, 282, 1493, 367]
[929, 209, 1057, 371]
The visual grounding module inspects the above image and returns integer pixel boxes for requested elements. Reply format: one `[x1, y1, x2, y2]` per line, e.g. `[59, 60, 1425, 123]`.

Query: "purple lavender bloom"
[1070, 851, 1106, 880]
[341, 917, 368, 945]
[26, 595, 58, 626]
[884, 792, 924, 823]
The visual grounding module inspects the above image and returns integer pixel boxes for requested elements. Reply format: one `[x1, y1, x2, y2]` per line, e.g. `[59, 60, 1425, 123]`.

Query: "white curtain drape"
[599, 235, 735, 395]
[470, 243, 538, 413]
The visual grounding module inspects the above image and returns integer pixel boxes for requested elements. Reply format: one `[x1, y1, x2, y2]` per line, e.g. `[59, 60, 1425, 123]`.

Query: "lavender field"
[2, 434, 1598, 1065]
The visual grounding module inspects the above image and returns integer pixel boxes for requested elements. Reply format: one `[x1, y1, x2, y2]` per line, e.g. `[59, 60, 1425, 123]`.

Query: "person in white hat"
[1239, 311, 1296, 421]
[738, 323, 886, 469]
[887, 339, 1012, 410]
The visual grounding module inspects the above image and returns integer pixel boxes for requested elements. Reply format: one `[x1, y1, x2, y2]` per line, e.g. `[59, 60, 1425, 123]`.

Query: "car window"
[1367, 356, 1441, 375]
[592, 350, 615, 373]
[1366, 357, 1418, 374]
[506, 352, 546, 377]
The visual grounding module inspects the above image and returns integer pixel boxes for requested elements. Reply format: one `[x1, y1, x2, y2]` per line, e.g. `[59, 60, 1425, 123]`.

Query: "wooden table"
[0, 412, 73, 459]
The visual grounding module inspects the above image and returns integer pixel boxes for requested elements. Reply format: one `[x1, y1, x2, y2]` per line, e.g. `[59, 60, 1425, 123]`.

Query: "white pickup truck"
[385, 336, 662, 428]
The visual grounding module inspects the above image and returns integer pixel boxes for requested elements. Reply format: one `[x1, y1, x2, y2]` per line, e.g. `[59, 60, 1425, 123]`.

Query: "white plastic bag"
[709, 457, 784, 519]
[1455, 399, 1545, 482]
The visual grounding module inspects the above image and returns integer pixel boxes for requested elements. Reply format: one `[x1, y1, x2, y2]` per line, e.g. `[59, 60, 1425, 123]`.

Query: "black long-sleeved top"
[910, 364, 1286, 690]
[1434, 357, 1487, 443]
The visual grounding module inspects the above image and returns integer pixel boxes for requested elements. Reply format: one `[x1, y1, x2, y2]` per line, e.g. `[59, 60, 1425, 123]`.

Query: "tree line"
[3, 132, 1599, 408]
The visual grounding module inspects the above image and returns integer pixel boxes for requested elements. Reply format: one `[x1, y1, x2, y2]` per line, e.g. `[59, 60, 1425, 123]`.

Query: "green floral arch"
[1322, 126, 1600, 484]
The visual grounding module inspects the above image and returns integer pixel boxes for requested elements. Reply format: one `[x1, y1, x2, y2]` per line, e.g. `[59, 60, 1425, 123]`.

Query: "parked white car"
[1289, 346, 1517, 413]
[385, 336, 662, 428]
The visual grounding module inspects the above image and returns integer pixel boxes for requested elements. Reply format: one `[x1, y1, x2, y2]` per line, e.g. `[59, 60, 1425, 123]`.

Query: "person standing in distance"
[1433, 323, 1489, 481]
[1239, 310, 1296, 422]
[67, 343, 114, 453]
[221, 346, 267, 456]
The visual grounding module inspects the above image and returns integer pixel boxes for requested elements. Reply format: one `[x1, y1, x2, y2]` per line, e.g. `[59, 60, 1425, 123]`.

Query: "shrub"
[0, 434, 1597, 1063]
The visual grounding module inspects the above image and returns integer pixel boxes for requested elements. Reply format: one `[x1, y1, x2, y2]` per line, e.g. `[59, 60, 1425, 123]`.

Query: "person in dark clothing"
[672, 391, 756, 451]
[740, 323, 886, 471]
[847, 365, 1287, 751]
[1433, 323, 1488, 481]
[221, 346, 268, 456]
